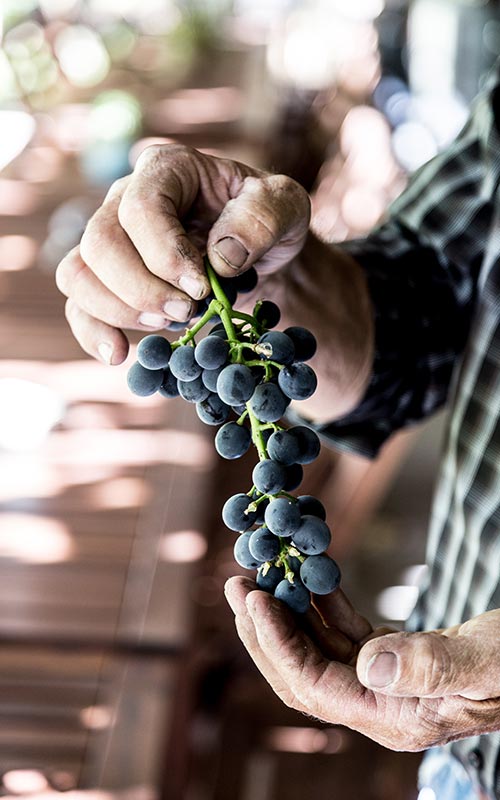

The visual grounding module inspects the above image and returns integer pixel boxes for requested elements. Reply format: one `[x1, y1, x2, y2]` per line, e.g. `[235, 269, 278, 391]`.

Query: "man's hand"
[55, 143, 374, 421]
[225, 576, 500, 751]
[55, 144, 310, 366]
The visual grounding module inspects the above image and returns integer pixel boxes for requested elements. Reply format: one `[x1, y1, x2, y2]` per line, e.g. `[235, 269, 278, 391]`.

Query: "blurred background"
[0, 0, 498, 798]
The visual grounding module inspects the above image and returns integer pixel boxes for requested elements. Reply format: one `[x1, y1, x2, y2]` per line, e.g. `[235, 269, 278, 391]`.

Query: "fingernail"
[163, 299, 192, 322]
[179, 275, 206, 300]
[98, 342, 113, 364]
[214, 237, 248, 269]
[365, 652, 398, 688]
[139, 311, 167, 328]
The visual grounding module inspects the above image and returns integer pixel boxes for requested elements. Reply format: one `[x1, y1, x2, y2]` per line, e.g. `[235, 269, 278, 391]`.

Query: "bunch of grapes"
[127, 260, 341, 614]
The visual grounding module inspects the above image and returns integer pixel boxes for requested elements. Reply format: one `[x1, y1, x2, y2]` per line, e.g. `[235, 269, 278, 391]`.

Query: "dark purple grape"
[254, 300, 280, 329]
[202, 365, 225, 392]
[195, 336, 229, 369]
[257, 564, 285, 592]
[300, 555, 341, 595]
[158, 367, 180, 398]
[127, 362, 163, 396]
[222, 493, 258, 531]
[278, 362, 317, 400]
[234, 532, 264, 569]
[290, 426, 321, 464]
[215, 421, 251, 459]
[297, 495, 326, 520]
[169, 345, 202, 381]
[252, 459, 287, 495]
[249, 527, 281, 561]
[196, 393, 230, 425]
[257, 332, 295, 365]
[274, 579, 310, 613]
[234, 267, 258, 294]
[267, 429, 301, 465]
[264, 497, 301, 537]
[283, 463, 303, 492]
[283, 326, 317, 361]
[137, 335, 172, 369]
[248, 382, 288, 423]
[292, 515, 331, 555]
[217, 364, 255, 405]
[177, 376, 210, 403]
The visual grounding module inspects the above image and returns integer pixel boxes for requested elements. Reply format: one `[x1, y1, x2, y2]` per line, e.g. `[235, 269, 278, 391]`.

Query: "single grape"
[217, 364, 256, 405]
[297, 495, 326, 520]
[196, 393, 230, 425]
[234, 267, 258, 294]
[300, 555, 341, 595]
[283, 326, 317, 362]
[215, 422, 252, 459]
[290, 426, 321, 464]
[158, 367, 180, 398]
[278, 362, 317, 400]
[255, 300, 280, 329]
[127, 362, 164, 396]
[274, 579, 310, 613]
[267, 429, 301, 465]
[252, 459, 287, 495]
[208, 323, 227, 338]
[137, 335, 172, 369]
[195, 336, 229, 369]
[222, 493, 258, 531]
[201, 365, 225, 392]
[283, 463, 303, 492]
[256, 564, 285, 592]
[286, 554, 303, 577]
[248, 382, 288, 423]
[177, 376, 210, 403]
[256, 331, 295, 365]
[264, 497, 301, 537]
[249, 527, 281, 561]
[234, 532, 264, 570]
[167, 321, 187, 332]
[292, 515, 331, 555]
[169, 345, 202, 381]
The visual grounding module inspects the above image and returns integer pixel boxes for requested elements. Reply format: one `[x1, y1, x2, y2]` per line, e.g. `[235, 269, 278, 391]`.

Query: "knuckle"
[80, 210, 120, 264]
[420, 637, 453, 695]
[134, 142, 196, 174]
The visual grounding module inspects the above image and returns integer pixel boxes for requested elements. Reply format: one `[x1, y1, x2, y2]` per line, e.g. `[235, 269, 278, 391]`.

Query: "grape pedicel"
[127, 260, 341, 613]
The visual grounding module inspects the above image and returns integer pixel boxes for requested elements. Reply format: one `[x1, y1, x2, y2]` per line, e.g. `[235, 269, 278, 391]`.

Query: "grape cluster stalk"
[127, 259, 341, 614]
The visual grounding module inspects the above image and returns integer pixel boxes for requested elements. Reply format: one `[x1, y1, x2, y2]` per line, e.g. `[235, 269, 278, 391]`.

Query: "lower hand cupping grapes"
[225, 578, 500, 751]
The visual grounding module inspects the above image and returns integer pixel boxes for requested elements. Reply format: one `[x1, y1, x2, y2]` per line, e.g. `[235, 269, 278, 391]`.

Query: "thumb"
[207, 174, 310, 278]
[356, 629, 497, 699]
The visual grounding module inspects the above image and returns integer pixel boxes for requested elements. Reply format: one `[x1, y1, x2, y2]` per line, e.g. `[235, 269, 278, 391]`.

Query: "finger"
[313, 589, 373, 643]
[80, 194, 195, 323]
[357, 623, 500, 699]
[246, 590, 369, 727]
[224, 577, 310, 714]
[207, 173, 310, 277]
[117, 145, 209, 300]
[57, 247, 177, 332]
[65, 299, 129, 364]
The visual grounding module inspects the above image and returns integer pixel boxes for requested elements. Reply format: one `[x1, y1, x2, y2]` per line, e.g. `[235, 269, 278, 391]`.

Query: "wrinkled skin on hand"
[55, 143, 374, 421]
[55, 143, 310, 365]
[225, 576, 500, 752]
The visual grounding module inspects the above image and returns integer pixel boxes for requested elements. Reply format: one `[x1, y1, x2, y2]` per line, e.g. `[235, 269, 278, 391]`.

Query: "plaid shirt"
[315, 64, 500, 796]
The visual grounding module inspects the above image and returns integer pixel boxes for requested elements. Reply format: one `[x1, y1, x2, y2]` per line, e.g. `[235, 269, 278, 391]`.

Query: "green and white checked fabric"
[312, 63, 500, 796]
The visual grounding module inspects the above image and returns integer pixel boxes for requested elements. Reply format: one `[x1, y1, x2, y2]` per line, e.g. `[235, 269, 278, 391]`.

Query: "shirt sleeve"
[299, 64, 500, 459]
